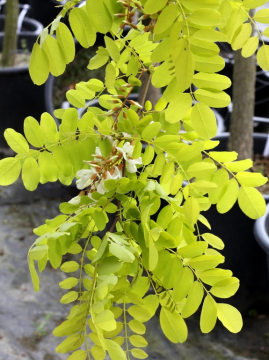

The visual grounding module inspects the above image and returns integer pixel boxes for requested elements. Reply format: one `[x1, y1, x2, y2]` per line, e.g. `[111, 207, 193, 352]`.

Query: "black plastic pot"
[0, 14, 43, 51]
[19, 0, 63, 27]
[201, 133, 269, 312]
[254, 204, 269, 279]
[220, 105, 269, 135]
[0, 64, 54, 146]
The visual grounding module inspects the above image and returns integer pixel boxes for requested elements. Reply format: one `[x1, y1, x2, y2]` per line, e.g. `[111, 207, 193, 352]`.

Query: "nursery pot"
[0, 14, 43, 50]
[220, 105, 269, 134]
[0, 17, 54, 146]
[0, 65, 54, 146]
[202, 132, 269, 312]
[22, 0, 64, 27]
[254, 203, 269, 279]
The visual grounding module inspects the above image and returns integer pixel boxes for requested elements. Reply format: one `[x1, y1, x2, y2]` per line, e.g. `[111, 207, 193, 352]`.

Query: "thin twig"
[138, 71, 152, 115]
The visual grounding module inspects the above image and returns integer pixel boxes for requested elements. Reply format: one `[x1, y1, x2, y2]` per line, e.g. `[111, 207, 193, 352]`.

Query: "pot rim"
[254, 203, 269, 254]
[0, 15, 43, 36]
[0, 49, 32, 72]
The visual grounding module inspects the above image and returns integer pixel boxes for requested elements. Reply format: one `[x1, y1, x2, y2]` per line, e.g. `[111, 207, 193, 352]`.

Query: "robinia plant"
[1, 0, 269, 359]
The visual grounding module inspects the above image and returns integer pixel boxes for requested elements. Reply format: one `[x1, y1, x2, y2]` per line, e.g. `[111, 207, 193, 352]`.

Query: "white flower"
[126, 157, 142, 173]
[76, 168, 96, 190]
[116, 142, 134, 160]
[96, 166, 123, 195]
[95, 147, 102, 157]
[122, 132, 131, 138]
[122, 142, 134, 157]
[96, 178, 106, 194]
[107, 166, 122, 180]
[68, 195, 81, 205]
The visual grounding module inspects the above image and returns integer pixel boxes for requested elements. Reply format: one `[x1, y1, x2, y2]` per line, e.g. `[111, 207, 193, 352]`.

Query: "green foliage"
[1, 0, 269, 359]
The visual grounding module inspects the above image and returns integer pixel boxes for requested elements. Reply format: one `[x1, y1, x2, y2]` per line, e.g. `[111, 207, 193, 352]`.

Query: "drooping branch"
[138, 71, 161, 109]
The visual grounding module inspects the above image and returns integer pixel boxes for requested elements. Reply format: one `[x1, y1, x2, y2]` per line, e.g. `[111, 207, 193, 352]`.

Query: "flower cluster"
[72, 141, 142, 201]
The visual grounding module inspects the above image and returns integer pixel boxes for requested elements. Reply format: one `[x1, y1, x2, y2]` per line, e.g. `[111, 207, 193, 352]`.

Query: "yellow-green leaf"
[224, 159, 253, 172]
[194, 54, 225, 73]
[200, 295, 217, 334]
[129, 335, 148, 348]
[59, 277, 78, 290]
[60, 261, 79, 273]
[241, 36, 259, 58]
[181, 281, 204, 318]
[105, 339, 126, 360]
[254, 8, 269, 23]
[188, 9, 221, 27]
[129, 320, 146, 335]
[69, 6, 96, 48]
[165, 93, 192, 124]
[130, 348, 148, 359]
[173, 267, 194, 301]
[217, 303, 243, 333]
[174, 48, 194, 92]
[178, 242, 208, 258]
[40, 112, 59, 145]
[217, 178, 239, 214]
[56, 22, 75, 64]
[56, 333, 84, 354]
[24, 116, 44, 147]
[142, 122, 161, 140]
[238, 186, 266, 219]
[95, 310, 117, 331]
[257, 45, 269, 71]
[210, 277, 240, 298]
[195, 89, 231, 108]
[28, 259, 40, 291]
[4, 128, 29, 153]
[243, 0, 268, 8]
[236, 171, 268, 187]
[231, 23, 252, 51]
[144, 0, 167, 14]
[67, 350, 87, 360]
[109, 243, 135, 263]
[209, 151, 238, 162]
[29, 42, 49, 85]
[188, 254, 224, 271]
[202, 233, 224, 250]
[193, 73, 231, 91]
[199, 268, 233, 286]
[22, 158, 40, 191]
[154, 4, 179, 34]
[86, 0, 112, 34]
[60, 291, 78, 304]
[42, 35, 66, 76]
[160, 307, 188, 343]
[104, 36, 120, 61]
[190, 103, 217, 139]
[0, 157, 21, 185]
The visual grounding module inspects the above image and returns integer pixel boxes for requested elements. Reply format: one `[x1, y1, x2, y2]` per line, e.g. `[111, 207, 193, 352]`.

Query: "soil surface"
[0, 52, 30, 68]
[0, 180, 268, 360]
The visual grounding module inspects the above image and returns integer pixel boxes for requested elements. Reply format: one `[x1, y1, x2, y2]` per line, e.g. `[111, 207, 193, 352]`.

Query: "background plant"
[1, 0, 269, 359]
